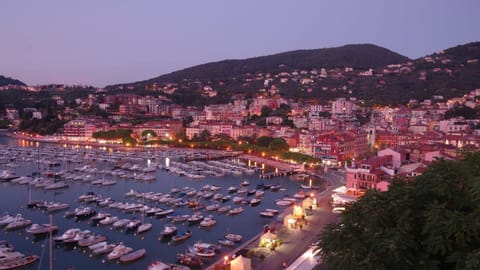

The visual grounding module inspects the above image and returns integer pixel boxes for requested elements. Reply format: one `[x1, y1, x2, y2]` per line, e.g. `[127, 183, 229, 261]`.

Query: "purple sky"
[1, 1, 479, 87]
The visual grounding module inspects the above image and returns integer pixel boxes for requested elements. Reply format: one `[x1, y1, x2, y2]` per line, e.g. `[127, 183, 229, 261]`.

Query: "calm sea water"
[0, 136, 314, 270]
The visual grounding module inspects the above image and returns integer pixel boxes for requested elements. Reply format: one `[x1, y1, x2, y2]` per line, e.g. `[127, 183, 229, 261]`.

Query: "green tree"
[319, 152, 480, 270]
[268, 138, 289, 151]
[256, 136, 273, 147]
[261, 106, 272, 117]
[141, 129, 157, 138]
[199, 129, 211, 141]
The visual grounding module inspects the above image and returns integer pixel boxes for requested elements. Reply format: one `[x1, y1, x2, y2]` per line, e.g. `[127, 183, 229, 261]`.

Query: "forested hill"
[110, 44, 409, 87]
[0, 75, 26, 87]
[106, 42, 480, 106]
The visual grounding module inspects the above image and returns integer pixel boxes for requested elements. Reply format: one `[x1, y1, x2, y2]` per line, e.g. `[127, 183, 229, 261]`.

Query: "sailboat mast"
[49, 214, 53, 270]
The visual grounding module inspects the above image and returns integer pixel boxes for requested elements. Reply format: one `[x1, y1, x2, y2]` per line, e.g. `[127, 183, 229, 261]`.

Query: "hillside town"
[3, 79, 480, 196]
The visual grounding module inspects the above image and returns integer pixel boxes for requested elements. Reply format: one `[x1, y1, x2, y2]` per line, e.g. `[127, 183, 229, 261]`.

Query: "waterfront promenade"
[208, 170, 344, 270]
[239, 154, 303, 171]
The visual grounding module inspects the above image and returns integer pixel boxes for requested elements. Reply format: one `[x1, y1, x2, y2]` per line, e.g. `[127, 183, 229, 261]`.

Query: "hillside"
[107, 42, 480, 106]
[0, 75, 26, 87]
[110, 44, 409, 87]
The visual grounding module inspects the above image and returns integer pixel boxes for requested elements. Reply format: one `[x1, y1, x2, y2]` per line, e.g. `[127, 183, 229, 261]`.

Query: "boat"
[78, 234, 107, 247]
[188, 245, 215, 258]
[119, 248, 146, 263]
[148, 260, 191, 270]
[125, 219, 141, 230]
[221, 195, 231, 202]
[90, 212, 110, 222]
[276, 200, 294, 207]
[4, 216, 32, 231]
[172, 215, 190, 223]
[218, 239, 235, 247]
[44, 181, 69, 190]
[250, 197, 261, 206]
[293, 190, 307, 199]
[228, 207, 244, 215]
[45, 202, 70, 212]
[63, 230, 91, 245]
[247, 189, 257, 196]
[187, 214, 204, 224]
[0, 255, 38, 270]
[301, 184, 321, 190]
[54, 228, 80, 242]
[224, 233, 243, 242]
[171, 230, 192, 243]
[92, 243, 117, 255]
[75, 207, 96, 218]
[99, 216, 118, 225]
[175, 253, 203, 267]
[146, 207, 162, 216]
[232, 196, 245, 204]
[155, 209, 174, 218]
[240, 180, 250, 186]
[260, 211, 275, 217]
[88, 241, 107, 251]
[25, 223, 58, 236]
[217, 205, 231, 214]
[136, 223, 152, 234]
[199, 216, 216, 227]
[0, 214, 16, 227]
[255, 190, 265, 197]
[205, 203, 219, 211]
[107, 244, 133, 260]
[227, 186, 238, 193]
[112, 219, 130, 229]
[160, 224, 177, 239]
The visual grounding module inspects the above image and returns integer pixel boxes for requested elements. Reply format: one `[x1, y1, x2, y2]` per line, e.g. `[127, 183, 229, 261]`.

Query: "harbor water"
[0, 136, 317, 270]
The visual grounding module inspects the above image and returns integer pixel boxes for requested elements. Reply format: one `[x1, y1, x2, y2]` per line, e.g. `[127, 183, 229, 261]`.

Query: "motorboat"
[136, 223, 152, 234]
[0, 255, 39, 270]
[148, 260, 191, 270]
[25, 223, 58, 236]
[4, 216, 32, 231]
[175, 253, 203, 267]
[228, 207, 244, 215]
[90, 212, 110, 222]
[171, 230, 192, 243]
[119, 248, 146, 263]
[205, 203, 219, 211]
[160, 224, 177, 239]
[107, 244, 133, 260]
[172, 215, 190, 224]
[199, 216, 216, 227]
[155, 209, 174, 218]
[227, 186, 238, 193]
[112, 219, 130, 229]
[45, 202, 70, 212]
[99, 216, 118, 225]
[187, 214, 204, 224]
[63, 230, 91, 244]
[250, 198, 261, 206]
[240, 180, 250, 186]
[0, 214, 16, 227]
[125, 219, 141, 230]
[218, 239, 235, 247]
[54, 228, 80, 242]
[188, 245, 215, 258]
[78, 234, 107, 247]
[217, 205, 231, 214]
[92, 243, 117, 255]
[224, 233, 243, 242]
[75, 207, 96, 218]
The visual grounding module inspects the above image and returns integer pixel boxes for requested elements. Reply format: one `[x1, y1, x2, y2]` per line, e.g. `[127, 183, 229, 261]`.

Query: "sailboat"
[136, 197, 152, 234]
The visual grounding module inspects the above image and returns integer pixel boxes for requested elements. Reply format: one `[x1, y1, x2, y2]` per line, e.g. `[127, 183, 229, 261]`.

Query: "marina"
[0, 136, 320, 269]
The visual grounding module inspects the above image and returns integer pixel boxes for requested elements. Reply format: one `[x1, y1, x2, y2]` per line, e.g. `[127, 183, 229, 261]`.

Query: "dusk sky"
[1, 1, 479, 87]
